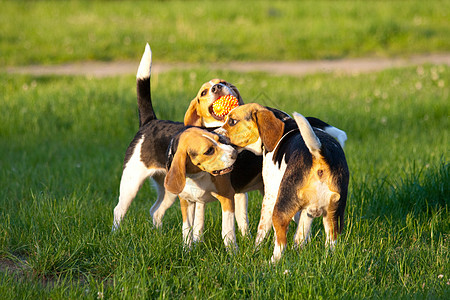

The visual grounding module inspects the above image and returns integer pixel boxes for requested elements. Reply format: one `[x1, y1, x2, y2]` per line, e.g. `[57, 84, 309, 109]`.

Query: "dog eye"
[228, 118, 238, 126]
[204, 146, 215, 155]
[201, 89, 208, 97]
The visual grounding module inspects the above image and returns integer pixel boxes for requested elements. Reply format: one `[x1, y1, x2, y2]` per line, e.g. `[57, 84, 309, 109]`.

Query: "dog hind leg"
[323, 192, 342, 249]
[113, 160, 151, 231]
[272, 206, 300, 262]
[293, 209, 314, 248]
[150, 173, 177, 227]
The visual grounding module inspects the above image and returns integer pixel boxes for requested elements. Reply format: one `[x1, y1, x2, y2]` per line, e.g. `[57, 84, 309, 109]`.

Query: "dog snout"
[217, 134, 231, 145]
[211, 84, 223, 94]
[231, 148, 238, 161]
[214, 127, 227, 136]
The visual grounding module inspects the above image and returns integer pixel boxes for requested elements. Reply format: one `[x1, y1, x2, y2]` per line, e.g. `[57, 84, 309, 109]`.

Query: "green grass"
[0, 64, 448, 298]
[1, 0, 449, 67]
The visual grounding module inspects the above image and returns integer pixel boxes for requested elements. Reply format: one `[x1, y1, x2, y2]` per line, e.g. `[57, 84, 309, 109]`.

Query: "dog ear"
[164, 147, 187, 194]
[254, 110, 284, 152]
[184, 98, 202, 126]
[229, 83, 244, 105]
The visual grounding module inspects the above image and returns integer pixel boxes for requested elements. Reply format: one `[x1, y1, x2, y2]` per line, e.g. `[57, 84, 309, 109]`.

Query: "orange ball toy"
[212, 95, 239, 117]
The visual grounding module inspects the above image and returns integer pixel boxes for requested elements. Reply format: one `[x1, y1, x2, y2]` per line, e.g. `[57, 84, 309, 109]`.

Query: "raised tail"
[136, 43, 156, 127]
[306, 117, 347, 148]
[293, 112, 322, 160]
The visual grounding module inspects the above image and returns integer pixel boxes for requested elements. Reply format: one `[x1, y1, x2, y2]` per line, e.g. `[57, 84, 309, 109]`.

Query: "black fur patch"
[137, 78, 156, 127]
[271, 129, 301, 167]
[230, 150, 263, 192]
[122, 119, 185, 169]
[305, 117, 332, 131]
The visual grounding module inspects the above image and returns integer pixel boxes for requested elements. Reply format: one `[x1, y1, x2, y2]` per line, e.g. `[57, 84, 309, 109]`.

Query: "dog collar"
[264, 128, 299, 155]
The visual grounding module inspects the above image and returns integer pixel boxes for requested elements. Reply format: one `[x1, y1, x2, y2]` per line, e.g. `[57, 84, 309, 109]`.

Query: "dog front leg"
[192, 202, 205, 243]
[255, 193, 277, 247]
[180, 198, 195, 249]
[212, 192, 237, 250]
[234, 193, 249, 236]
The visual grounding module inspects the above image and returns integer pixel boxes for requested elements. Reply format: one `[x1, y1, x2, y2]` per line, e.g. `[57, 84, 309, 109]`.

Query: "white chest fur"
[178, 172, 218, 203]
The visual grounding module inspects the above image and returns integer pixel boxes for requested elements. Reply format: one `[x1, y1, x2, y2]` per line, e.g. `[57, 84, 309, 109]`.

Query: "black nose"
[211, 84, 223, 94]
[217, 134, 231, 145]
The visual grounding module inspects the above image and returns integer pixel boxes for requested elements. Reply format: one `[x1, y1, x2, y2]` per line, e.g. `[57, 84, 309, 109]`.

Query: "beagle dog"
[182, 79, 348, 242]
[184, 79, 244, 128]
[112, 44, 239, 249]
[164, 127, 238, 248]
[217, 104, 349, 262]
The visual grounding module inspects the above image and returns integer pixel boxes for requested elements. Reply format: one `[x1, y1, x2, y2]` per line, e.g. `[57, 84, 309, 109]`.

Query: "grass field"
[1, 0, 449, 66]
[0, 63, 448, 298]
[1, 0, 449, 298]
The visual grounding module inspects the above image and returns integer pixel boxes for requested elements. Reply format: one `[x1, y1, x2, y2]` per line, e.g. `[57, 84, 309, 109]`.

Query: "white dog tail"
[293, 112, 322, 160]
[136, 43, 156, 127]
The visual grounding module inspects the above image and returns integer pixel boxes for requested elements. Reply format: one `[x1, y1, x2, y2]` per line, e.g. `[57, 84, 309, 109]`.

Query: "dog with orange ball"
[184, 79, 244, 128]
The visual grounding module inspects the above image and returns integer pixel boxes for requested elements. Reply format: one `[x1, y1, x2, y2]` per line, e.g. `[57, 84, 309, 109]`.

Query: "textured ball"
[212, 95, 239, 117]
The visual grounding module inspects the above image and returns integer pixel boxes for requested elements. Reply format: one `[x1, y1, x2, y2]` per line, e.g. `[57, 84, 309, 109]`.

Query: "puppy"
[112, 44, 238, 249]
[217, 104, 349, 262]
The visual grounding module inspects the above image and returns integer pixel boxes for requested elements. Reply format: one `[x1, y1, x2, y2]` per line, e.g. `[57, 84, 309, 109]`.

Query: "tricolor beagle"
[182, 79, 348, 242]
[184, 79, 244, 128]
[164, 127, 238, 248]
[217, 103, 349, 262]
[112, 44, 238, 249]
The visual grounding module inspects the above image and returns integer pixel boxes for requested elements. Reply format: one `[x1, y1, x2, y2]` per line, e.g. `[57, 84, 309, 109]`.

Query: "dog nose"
[211, 84, 223, 94]
[214, 128, 227, 136]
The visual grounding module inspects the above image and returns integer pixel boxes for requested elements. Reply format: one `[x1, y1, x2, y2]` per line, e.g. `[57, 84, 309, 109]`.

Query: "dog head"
[216, 103, 285, 155]
[184, 79, 244, 128]
[164, 127, 237, 194]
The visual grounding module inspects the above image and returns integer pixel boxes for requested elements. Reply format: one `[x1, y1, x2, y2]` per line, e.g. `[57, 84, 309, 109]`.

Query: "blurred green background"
[1, 0, 449, 66]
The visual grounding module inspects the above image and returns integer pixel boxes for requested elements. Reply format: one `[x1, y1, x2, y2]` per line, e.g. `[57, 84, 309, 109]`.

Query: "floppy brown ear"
[254, 110, 285, 152]
[164, 150, 187, 194]
[184, 98, 202, 126]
